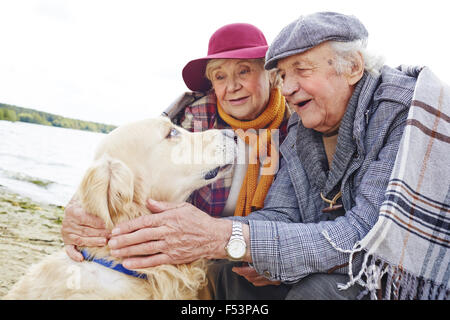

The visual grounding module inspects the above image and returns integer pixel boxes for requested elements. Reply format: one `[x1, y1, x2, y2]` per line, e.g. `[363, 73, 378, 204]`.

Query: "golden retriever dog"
[3, 117, 235, 299]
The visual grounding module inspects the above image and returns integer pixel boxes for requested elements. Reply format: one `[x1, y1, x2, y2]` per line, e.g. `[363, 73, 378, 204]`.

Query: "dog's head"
[77, 116, 235, 228]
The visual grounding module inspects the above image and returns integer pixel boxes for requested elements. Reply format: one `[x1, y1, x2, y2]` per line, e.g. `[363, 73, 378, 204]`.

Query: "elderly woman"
[61, 22, 290, 288]
[106, 12, 426, 300]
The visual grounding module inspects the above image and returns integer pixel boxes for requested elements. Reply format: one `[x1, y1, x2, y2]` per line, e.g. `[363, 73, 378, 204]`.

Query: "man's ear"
[346, 52, 365, 85]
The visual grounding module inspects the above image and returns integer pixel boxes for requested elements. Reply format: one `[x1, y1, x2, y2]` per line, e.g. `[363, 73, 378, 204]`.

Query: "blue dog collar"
[81, 249, 148, 280]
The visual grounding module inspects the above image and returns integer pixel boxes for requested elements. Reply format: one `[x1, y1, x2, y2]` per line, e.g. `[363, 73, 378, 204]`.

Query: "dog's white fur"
[4, 117, 235, 299]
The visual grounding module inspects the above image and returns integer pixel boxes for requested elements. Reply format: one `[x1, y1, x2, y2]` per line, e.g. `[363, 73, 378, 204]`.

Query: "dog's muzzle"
[204, 164, 233, 180]
[203, 129, 236, 180]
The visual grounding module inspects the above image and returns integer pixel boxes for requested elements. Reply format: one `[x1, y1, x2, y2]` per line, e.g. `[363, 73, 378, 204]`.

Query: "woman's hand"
[108, 199, 233, 269]
[61, 197, 110, 261]
[232, 264, 281, 287]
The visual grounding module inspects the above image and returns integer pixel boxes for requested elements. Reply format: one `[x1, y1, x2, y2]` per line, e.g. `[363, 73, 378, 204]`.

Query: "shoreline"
[0, 185, 65, 297]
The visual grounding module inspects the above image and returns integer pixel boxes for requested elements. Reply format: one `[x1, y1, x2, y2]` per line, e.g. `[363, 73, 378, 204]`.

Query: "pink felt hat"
[182, 23, 269, 92]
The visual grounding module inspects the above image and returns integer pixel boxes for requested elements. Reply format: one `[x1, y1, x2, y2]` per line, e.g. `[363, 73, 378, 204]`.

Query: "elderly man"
[107, 12, 420, 299]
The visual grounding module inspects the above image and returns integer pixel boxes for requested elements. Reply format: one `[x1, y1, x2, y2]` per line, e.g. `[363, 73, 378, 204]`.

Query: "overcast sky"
[0, 0, 449, 126]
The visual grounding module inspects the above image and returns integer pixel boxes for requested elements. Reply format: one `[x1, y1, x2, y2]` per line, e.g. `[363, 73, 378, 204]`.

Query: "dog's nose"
[221, 129, 237, 142]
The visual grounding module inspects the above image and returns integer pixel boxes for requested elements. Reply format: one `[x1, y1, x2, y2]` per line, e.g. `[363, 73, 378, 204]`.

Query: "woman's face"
[209, 59, 271, 121]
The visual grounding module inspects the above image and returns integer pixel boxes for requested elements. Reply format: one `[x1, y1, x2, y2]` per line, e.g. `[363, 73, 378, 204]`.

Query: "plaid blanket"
[339, 67, 450, 300]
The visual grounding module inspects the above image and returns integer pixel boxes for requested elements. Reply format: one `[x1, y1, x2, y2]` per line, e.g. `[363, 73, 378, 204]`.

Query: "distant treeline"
[0, 103, 116, 133]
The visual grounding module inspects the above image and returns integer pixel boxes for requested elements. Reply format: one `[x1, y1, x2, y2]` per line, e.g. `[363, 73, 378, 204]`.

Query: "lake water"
[0, 120, 106, 206]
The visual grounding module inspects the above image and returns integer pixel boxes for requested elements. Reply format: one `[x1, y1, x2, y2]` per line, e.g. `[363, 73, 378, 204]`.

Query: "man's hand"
[61, 198, 109, 261]
[108, 199, 233, 269]
[232, 264, 281, 287]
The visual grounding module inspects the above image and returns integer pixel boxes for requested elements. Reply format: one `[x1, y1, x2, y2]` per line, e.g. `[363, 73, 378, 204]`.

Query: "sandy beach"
[0, 185, 65, 298]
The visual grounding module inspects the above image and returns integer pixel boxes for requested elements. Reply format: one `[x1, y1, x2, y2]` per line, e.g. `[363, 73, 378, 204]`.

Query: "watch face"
[227, 239, 246, 259]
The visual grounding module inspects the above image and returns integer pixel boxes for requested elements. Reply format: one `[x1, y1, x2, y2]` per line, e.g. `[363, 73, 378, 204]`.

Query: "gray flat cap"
[265, 12, 368, 70]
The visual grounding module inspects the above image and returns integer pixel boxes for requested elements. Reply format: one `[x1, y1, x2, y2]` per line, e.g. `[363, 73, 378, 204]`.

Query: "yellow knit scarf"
[217, 88, 286, 216]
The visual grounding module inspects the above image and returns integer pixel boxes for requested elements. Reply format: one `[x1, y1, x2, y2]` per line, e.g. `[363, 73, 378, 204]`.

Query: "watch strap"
[230, 220, 244, 240]
[225, 221, 247, 260]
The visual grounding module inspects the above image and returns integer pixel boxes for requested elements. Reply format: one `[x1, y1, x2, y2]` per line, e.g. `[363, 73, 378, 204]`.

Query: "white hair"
[329, 39, 385, 76]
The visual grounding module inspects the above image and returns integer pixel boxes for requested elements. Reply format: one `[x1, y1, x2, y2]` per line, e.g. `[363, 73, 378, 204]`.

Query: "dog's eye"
[166, 127, 180, 139]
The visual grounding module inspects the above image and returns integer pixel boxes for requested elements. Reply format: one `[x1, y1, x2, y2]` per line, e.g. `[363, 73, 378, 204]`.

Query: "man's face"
[277, 42, 354, 133]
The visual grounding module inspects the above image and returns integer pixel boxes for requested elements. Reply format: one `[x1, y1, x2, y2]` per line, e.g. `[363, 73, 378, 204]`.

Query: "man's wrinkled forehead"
[276, 42, 332, 72]
[277, 56, 313, 71]
[275, 49, 320, 75]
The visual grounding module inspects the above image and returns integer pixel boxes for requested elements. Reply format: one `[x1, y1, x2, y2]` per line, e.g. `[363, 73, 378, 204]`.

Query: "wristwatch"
[225, 221, 247, 261]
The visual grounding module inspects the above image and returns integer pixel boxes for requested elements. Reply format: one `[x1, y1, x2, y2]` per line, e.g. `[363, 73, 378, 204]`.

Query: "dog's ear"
[78, 155, 134, 229]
